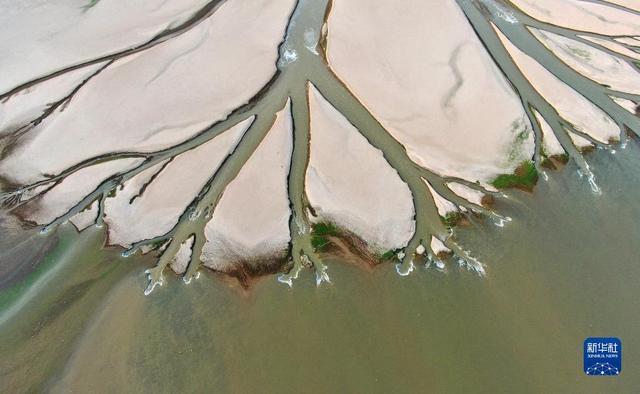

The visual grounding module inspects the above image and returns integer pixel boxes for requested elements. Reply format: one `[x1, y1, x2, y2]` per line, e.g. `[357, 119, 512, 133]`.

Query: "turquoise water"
[1, 142, 640, 393]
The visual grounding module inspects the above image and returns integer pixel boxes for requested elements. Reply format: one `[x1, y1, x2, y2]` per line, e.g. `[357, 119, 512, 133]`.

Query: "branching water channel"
[0, 0, 639, 293]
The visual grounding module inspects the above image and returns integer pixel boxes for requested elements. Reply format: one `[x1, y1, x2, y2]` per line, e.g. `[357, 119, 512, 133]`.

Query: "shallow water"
[1, 141, 640, 393]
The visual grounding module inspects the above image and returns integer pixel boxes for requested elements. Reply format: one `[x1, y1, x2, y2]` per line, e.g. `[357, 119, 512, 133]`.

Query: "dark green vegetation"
[310, 222, 340, 252]
[379, 249, 400, 262]
[542, 153, 570, 170]
[443, 211, 463, 229]
[148, 239, 168, 251]
[84, 0, 100, 9]
[491, 161, 538, 191]
[312, 222, 393, 265]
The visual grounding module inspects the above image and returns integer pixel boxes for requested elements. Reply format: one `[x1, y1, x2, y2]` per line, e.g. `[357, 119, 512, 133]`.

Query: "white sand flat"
[0, 0, 211, 92]
[103, 120, 249, 247]
[509, 0, 640, 35]
[326, 0, 534, 184]
[305, 85, 415, 252]
[202, 104, 293, 271]
[28, 158, 142, 225]
[0, 0, 294, 185]
[0, 63, 106, 137]
[495, 28, 619, 144]
[532, 29, 640, 95]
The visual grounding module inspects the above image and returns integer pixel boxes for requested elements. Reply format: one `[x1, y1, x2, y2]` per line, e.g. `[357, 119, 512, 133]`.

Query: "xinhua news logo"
[584, 337, 621, 376]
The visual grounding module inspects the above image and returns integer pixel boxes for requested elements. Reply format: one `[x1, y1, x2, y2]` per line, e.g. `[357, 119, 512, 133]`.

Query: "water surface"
[1, 142, 640, 393]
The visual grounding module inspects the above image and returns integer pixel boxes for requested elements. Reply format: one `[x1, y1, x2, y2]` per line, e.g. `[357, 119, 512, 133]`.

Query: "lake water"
[1, 141, 640, 393]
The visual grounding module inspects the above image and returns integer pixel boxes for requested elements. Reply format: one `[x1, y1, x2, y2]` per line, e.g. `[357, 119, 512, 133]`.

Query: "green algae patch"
[541, 153, 569, 170]
[491, 161, 538, 192]
[310, 223, 388, 268]
[311, 222, 340, 251]
[149, 239, 168, 251]
[506, 118, 532, 165]
[83, 0, 100, 9]
[379, 249, 401, 262]
[443, 211, 463, 229]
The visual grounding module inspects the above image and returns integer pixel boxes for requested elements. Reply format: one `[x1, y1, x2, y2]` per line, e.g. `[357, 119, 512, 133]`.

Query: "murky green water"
[1, 142, 640, 393]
